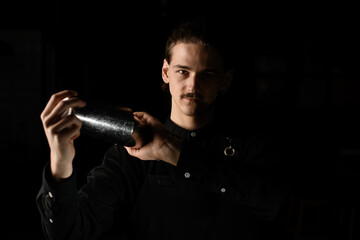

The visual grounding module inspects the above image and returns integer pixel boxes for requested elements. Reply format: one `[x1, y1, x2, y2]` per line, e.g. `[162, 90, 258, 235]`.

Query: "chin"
[181, 109, 197, 116]
[181, 105, 207, 117]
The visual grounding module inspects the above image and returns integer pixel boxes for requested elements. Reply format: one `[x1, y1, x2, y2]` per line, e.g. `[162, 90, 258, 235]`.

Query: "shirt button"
[220, 187, 226, 193]
[184, 172, 191, 178]
[190, 132, 196, 137]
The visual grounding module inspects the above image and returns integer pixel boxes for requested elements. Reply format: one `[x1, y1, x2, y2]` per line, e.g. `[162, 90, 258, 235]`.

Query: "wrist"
[50, 155, 73, 182]
[161, 135, 182, 166]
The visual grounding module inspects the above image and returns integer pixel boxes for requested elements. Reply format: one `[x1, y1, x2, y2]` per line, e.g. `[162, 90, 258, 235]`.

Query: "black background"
[1, 1, 359, 239]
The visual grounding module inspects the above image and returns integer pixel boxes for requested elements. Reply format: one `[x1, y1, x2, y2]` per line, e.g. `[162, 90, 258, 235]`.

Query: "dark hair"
[164, 17, 233, 72]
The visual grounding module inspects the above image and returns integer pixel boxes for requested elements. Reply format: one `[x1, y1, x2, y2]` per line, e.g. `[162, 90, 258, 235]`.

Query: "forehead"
[170, 42, 223, 71]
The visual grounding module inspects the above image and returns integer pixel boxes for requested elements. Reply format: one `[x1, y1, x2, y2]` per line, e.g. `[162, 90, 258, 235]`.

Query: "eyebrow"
[172, 64, 219, 73]
[173, 64, 191, 70]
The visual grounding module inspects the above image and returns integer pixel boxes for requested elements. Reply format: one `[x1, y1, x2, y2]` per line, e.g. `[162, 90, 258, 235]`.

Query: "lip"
[181, 92, 203, 103]
[183, 97, 200, 102]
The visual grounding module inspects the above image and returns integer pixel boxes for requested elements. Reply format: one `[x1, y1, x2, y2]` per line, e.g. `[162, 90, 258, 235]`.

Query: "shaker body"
[74, 104, 136, 146]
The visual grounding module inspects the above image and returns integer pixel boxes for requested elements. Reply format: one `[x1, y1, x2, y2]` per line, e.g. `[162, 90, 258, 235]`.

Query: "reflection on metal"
[74, 104, 136, 146]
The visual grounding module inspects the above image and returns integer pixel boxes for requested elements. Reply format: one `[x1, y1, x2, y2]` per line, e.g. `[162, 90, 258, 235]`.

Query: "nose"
[187, 74, 201, 92]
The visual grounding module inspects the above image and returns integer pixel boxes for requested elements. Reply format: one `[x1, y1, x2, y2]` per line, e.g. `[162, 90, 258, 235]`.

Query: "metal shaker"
[73, 104, 137, 146]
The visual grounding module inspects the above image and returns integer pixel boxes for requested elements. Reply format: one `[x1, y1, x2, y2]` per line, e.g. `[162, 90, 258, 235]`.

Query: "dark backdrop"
[1, 1, 359, 239]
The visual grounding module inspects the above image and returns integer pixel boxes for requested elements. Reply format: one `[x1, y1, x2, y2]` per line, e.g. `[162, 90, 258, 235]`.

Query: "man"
[37, 19, 290, 239]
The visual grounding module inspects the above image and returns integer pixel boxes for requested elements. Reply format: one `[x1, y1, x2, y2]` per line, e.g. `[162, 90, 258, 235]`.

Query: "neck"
[170, 106, 215, 131]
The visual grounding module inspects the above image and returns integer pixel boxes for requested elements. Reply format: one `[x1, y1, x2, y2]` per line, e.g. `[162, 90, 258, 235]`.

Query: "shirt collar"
[164, 118, 189, 139]
[164, 117, 223, 140]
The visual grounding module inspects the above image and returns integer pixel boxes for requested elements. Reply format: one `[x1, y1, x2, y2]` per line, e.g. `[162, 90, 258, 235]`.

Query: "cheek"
[204, 90, 220, 103]
[203, 81, 221, 98]
[168, 80, 181, 98]
[168, 78, 186, 95]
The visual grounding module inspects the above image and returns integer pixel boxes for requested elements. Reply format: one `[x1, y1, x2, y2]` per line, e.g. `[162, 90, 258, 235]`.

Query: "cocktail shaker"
[73, 104, 138, 146]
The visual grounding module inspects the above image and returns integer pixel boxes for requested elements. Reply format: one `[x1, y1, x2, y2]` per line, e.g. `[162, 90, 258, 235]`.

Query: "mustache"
[181, 92, 203, 99]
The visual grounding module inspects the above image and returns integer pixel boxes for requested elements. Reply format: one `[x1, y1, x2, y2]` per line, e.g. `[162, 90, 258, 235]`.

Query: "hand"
[125, 112, 182, 166]
[40, 90, 86, 181]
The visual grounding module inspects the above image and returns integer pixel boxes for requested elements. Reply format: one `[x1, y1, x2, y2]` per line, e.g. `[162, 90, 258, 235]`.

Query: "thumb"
[124, 146, 140, 157]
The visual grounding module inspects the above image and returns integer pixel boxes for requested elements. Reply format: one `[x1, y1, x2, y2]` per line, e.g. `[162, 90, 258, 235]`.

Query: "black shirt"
[36, 118, 290, 240]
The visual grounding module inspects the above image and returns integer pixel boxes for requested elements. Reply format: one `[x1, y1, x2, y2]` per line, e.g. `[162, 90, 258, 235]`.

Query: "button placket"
[45, 191, 55, 224]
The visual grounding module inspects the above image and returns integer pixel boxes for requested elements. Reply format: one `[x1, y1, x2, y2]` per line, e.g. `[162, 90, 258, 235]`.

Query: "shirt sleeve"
[36, 144, 145, 240]
[174, 134, 292, 220]
[36, 162, 79, 240]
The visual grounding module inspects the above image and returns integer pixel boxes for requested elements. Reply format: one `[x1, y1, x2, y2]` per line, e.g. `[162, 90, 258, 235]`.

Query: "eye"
[177, 70, 189, 76]
[198, 72, 216, 80]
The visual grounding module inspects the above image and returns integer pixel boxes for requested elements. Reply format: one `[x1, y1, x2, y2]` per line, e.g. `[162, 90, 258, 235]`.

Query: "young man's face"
[162, 42, 232, 119]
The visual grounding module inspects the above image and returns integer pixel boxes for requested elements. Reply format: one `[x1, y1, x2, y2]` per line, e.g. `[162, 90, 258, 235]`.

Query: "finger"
[44, 97, 86, 127]
[62, 123, 82, 141]
[133, 112, 146, 125]
[136, 112, 161, 128]
[52, 122, 82, 144]
[133, 115, 141, 123]
[52, 97, 86, 118]
[133, 112, 155, 123]
[117, 106, 132, 112]
[133, 112, 145, 120]
[41, 90, 78, 120]
[48, 116, 82, 144]
[49, 115, 82, 135]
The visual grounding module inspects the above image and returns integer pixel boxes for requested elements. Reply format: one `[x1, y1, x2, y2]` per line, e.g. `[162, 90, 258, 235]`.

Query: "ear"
[220, 69, 233, 94]
[162, 59, 170, 84]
